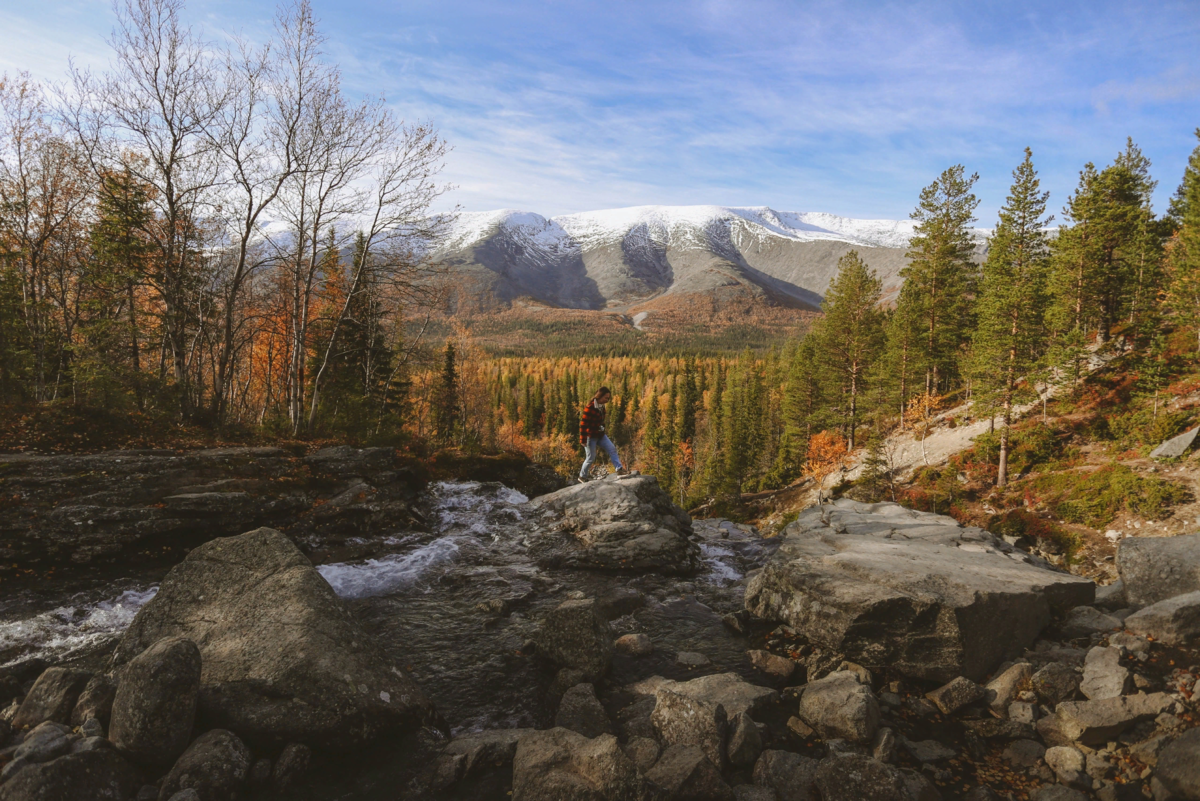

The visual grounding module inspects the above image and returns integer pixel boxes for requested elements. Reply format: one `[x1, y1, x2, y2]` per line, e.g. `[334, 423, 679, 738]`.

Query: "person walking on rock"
[579, 386, 627, 482]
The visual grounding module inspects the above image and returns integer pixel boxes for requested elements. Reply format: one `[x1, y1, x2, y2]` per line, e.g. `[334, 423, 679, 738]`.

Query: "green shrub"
[1032, 464, 1188, 528]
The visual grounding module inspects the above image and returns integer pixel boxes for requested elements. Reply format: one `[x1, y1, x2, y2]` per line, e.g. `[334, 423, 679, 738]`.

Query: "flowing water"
[0, 480, 779, 797]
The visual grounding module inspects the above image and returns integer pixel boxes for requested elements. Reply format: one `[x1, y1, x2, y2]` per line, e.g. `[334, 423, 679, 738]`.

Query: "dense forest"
[4, 2, 1200, 518]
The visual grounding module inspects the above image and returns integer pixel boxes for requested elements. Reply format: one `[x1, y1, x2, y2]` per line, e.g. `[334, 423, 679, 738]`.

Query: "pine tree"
[814, 250, 884, 449]
[901, 165, 981, 394]
[433, 341, 459, 443]
[973, 148, 1052, 486]
[876, 286, 923, 425]
[1166, 129, 1200, 354]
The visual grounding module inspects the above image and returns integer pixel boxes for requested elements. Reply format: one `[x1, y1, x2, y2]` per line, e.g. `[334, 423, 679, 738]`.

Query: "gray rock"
[752, 750, 819, 801]
[813, 754, 911, 801]
[645, 744, 736, 800]
[109, 637, 201, 766]
[1032, 662, 1081, 706]
[1128, 735, 1171, 767]
[511, 728, 645, 801]
[872, 727, 897, 763]
[651, 687, 728, 769]
[1149, 426, 1199, 459]
[597, 588, 646, 620]
[1118, 533, 1200, 606]
[963, 718, 1038, 741]
[527, 475, 702, 574]
[1095, 581, 1127, 610]
[271, 742, 312, 795]
[1124, 590, 1200, 646]
[627, 673, 778, 718]
[676, 651, 712, 668]
[1109, 632, 1150, 654]
[1060, 606, 1123, 639]
[555, 683, 613, 738]
[1156, 727, 1200, 801]
[247, 757, 272, 789]
[903, 738, 956, 762]
[1002, 739, 1046, 768]
[614, 633, 653, 656]
[534, 599, 613, 683]
[727, 712, 762, 768]
[1049, 692, 1174, 746]
[71, 736, 111, 754]
[0, 749, 142, 801]
[734, 786, 778, 801]
[111, 527, 433, 750]
[167, 791, 201, 801]
[1080, 646, 1132, 700]
[137, 785, 159, 801]
[158, 729, 251, 801]
[1009, 701, 1039, 725]
[1085, 752, 1112, 780]
[1045, 745, 1089, 790]
[797, 671, 880, 744]
[965, 788, 1003, 801]
[81, 717, 104, 738]
[743, 501, 1095, 682]
[12, 668, 92, 729]
[13, 721, 76, 763]
[622, 736, 660, 773]
[926, 676, 985, 715]
[987, 662, 1034, 715]
[1032, 786, 1090, 801]
[903, 771, 943, 801]
[71, 674, 118, 727]
[748, 650, 796, 685]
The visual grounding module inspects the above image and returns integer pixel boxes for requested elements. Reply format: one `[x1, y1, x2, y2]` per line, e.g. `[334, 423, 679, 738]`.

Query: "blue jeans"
[580, 434, 622, 477]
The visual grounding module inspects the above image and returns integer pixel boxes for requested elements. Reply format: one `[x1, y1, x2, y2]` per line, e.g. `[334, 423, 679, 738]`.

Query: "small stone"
[926, 676, 985, 715]
[872, 727, 896, 763]
[727, 711, 763, 768]
[1045, 745, 1089, 790]
[1002, 739, 1046, 768]
[797, 671, 880, 744]
[786, 716, 814, 738]
[1009, 701, 1039, 725]
[614, 633, 653, 656]
[676, 651, 712, 668]
[1080, 646, 1131, 700]
[986, 662, 1033, 716]
[903, 738, 956, 762]
[748, 650, 796, 684]
[1032, 662, 1082, 706]
[80, 717, 104, 738]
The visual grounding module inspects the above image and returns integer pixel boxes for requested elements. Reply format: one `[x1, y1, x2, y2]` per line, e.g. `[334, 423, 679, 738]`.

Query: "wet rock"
[527, 475, 702, 574]
[622, 737, 660, 773]
[813, 754, 910, 801]
[1002, 739, 1046, 768]
[1124, 590, 1200, 646]
[926, 676, 985, 715]
[646, 745, 735, 801]
[676, 651, 712, 668]
[752, 749, 819, 801]
[13, 721, 76, 764]
[534, 598, 613, 683]
[555, 683, 613, 738]
[511, 728, 644, 801]
[1045, 745, 1089, 790]
[797, 671, 879, 744]
[441, 728, 533, 780]
[12, 668, 92, 729]
[1080, 646, 1131, 700]
[1117, 533, 1200, 606]
[1047, 692, 1174, 746]
[0, 749, 142, 801]
[903, 737, 956, 762]
[271, 742, 312, 795]
[628, 673, 778, 718]
[744, 501, 1094, 682]
[748, 650, 796, 685]
[109, 637, 201, 766]
[728, 712, 762, 768]
[1032, 662, 1082, 706]
[987, 662, 1034, 716]
[614, 634, 653, 656]
[111, 527, 433, 750]
[597, 587, 646, 620]
[158, 729, 251, 801]
[1060, 606, 1123, 639]
[651, 687, 728, 769]
[1155, 727, 1200, 800]
[71, 674, 118, 727]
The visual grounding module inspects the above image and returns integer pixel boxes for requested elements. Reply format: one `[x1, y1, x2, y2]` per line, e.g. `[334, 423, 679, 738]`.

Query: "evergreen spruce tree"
[1166, 129, 1200, 354]
[973, 148, 1052, 486]
[433, 341, 459, 444]
[876, 286, 923, 426]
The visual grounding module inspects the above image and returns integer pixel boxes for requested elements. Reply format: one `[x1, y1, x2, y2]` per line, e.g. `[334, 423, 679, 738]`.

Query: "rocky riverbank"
[0, 449, 1197, 800]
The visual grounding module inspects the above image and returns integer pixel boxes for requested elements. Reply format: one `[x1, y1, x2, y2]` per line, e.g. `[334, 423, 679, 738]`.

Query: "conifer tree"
[876, 285, 923, 425]
[973, 148, 1052, 486]
[901, 165, 981, 393]
[1166, 129, 1200, 354]
[433, 341, 459, 443]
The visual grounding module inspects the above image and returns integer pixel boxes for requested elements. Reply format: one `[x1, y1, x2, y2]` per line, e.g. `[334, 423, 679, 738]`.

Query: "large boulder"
[110, 527, 433, 750]
[797, 671, 880, 744]
[1040, 693, 1174, 746]
[812, 754, 911, 801]
[11, 668, 92, 729]
[526, 475, 702, 574]
[0, 749, 142, 801]
[109, 637, 202, 766]
[1117, 533, 1200, 606]
[556, 684, 613, 738]
[1156, 727, 1200, 801]
[752, 750, 819, 801]
[628, 673, 777, 719]
[744, 501, 1095, 682]
[534, 599, 613, 683]
[1124, 590, 1200, 645]
[645, 744, 736, 801]
[651, 687, 728, 769]
[158, 729, 251, 801]
[511, 727, 645, 801]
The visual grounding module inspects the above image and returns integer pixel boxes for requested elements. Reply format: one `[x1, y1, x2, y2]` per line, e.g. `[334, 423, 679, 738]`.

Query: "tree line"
[0, 0, 450, 437]
[424, 132, 1200, 506]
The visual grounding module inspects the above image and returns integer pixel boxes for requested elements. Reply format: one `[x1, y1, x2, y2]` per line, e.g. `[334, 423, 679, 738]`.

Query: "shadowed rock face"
[1117, 532, 1200, 606]
[744, 500, 1095, 682]
[111, 527, 435, 750]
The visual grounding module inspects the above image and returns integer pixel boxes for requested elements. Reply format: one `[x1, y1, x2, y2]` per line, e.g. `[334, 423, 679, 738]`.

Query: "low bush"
[1031, 463, 1188, 528]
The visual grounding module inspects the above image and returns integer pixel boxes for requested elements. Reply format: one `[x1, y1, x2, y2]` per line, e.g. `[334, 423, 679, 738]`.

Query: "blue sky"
[5, 0, 1199, 223]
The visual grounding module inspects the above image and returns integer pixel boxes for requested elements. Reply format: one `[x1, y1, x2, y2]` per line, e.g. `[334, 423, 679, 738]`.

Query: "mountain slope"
[434, 205, 967, 315]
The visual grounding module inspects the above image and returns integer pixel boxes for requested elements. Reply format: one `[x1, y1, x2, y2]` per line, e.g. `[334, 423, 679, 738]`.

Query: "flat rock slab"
[1124, 590, 1200, 646]
[1149, 426, 1199, 459]
[626, 673, 778, 718]
[744, 501, 1095, 682]
[1047, 692, 1174, 746]
[1117, 533, 1200, 607]
[526, 475, 702, 574]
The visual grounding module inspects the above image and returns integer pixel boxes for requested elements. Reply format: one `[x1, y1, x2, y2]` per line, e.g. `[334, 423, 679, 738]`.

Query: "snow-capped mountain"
[434, 205, 966, 314]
